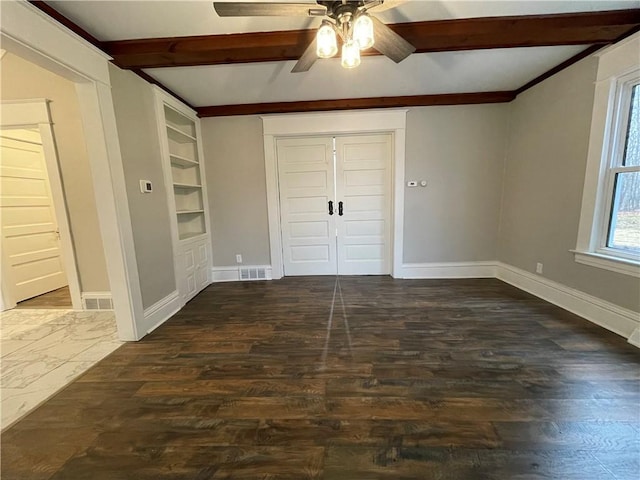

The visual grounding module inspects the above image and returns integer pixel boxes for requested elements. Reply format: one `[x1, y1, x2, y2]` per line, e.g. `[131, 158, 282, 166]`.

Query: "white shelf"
[170, 154, 198, 167]
[176, 210, 204, 215]
[173, 182, 202, 189]
[180, 231, 206, 241]
[167, 124, 196, 143]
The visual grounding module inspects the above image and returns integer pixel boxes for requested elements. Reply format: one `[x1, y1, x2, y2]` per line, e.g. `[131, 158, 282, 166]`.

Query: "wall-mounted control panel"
[140, 180, 153, 193]
[407, 180, 428, 187]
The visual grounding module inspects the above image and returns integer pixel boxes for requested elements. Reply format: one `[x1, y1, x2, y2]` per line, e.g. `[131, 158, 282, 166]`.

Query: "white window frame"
[574, 33, 640, 278]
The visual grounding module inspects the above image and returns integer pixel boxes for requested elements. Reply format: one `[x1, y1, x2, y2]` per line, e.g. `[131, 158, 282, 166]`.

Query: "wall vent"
[239, 266, 268, 281]
[82, 293, 113, 310]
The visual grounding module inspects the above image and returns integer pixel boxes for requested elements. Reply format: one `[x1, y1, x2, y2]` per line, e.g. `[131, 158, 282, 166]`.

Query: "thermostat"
[140, 180, 153, 193]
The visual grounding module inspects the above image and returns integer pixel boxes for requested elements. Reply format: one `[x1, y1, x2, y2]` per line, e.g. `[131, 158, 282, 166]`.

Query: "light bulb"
[353, 14, 374, 50]
[316, 23, 338, 58]
[341, 40, 361, 69]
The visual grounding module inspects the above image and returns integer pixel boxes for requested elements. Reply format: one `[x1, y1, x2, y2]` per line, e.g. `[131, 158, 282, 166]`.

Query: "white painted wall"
[108, 64, 177, 310]
[499, 55, 640, 313]
[201, 115, 271, 266]
[404, 105, 509, 263]
[201, 104, 510, 268]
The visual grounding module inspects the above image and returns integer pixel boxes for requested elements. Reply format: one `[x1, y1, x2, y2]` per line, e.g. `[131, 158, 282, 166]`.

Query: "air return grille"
[239, 267, 268, 281]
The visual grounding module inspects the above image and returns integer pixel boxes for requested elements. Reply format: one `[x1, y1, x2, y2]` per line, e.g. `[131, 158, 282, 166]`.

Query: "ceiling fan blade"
[291, 38, 318, 73]
[366, 0, 408, 13]
[213, 2, 326, 17]
[371, 16, 416, 63]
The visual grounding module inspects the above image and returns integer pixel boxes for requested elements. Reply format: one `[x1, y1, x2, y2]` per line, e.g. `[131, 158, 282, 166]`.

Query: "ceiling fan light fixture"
[316, 22, 338, 58]
[341, 39, 361, 69]
[353, 14, 374, 50]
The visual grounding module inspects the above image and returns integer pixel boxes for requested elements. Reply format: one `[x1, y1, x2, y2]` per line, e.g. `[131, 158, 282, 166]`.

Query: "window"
[575, 34, 640, 277]
[601, 78, 640, 260]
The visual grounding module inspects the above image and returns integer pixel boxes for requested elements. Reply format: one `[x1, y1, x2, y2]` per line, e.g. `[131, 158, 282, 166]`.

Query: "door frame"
[1, 1, 144, 340]
[262, 109, 407, 279]
[0, 99, 82, 310]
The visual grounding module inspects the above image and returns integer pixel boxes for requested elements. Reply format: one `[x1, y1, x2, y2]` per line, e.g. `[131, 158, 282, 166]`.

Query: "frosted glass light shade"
[316, 23, 338, 58]
[353, 14, 374, 50]
[341, 40, 361, 69]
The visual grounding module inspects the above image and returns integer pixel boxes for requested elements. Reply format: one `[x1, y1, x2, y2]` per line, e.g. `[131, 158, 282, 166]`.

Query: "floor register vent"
[82, 294, 113, 310]
[239, 267, 268, 281]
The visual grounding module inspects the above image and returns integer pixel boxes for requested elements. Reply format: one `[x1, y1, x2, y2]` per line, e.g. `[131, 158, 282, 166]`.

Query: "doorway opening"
[0, 120, 81, 310]
[263, 109, 408, 279]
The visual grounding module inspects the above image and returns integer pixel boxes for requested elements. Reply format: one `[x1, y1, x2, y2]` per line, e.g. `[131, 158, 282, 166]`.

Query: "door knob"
[328, 200, 334, 215]
[338, 201, 343, 216]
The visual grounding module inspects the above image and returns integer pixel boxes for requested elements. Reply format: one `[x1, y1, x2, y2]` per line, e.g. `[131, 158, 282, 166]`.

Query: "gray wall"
[499, 56, 640, 312]
[201, 115, 271, 266]
[200, 106, 509, 267]
[0, 52, 110, 292]
[404, 105, 509, 263]
[108, 64, 176, 309]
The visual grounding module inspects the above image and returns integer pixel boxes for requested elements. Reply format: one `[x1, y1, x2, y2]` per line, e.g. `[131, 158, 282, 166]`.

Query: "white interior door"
[336, 134, 392, 275]
[0, 130, 68, 302]
[277, 134, 392, 276]
[277, 136, 337, 275]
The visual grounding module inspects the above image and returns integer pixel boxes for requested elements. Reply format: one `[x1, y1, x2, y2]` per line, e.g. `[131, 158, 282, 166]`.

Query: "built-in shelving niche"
[164, 104, 206, 240]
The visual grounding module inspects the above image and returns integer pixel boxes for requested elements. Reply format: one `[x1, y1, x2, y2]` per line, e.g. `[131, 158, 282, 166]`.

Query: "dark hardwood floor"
[2, 277, 639, 479]
[15, 286, 72, 309]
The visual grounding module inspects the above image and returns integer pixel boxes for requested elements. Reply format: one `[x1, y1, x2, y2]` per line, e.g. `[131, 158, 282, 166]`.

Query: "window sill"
[572, 250, 640, 278]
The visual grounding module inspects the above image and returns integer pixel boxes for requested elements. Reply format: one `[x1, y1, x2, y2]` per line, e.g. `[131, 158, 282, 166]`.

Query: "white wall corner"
[212, 265, 273, 283]
[496, 262, 640, 346]
[400, 261, 498, 279]
[141, 290, 181, 335]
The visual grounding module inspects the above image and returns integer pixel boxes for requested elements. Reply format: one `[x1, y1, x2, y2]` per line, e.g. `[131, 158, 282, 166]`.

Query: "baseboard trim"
[81, 291, 113, 310]
[495, 262, 639, 343]
[211, 265, 273, 283]
[400, 261, 497, 279]
[141, 290, 181, 334]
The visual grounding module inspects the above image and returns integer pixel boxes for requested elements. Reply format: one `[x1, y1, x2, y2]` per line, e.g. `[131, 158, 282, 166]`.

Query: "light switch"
[407, 181, 418, 187]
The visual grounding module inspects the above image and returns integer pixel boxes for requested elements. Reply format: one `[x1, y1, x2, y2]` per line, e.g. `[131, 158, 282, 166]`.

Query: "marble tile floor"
[0, 309, 123, 429]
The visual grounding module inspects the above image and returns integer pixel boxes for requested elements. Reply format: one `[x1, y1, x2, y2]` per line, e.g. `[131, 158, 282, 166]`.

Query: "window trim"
[574, 33, 640, 277]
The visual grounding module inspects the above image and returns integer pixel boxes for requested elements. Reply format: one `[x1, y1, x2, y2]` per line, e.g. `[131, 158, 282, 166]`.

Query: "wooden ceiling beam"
[195, 91, 517, 117]
[104, 9, 640, 69]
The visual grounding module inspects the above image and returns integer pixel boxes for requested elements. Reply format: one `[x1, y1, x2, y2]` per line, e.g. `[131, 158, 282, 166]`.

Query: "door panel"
[277, 137, 337, 275]
[0, 135, 67, 302]
[336, 134, 392, 275]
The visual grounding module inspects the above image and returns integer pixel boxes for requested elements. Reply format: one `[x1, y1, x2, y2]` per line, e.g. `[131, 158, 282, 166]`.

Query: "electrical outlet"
[536, 262, 543, 274]
[236, 254, 243, 264]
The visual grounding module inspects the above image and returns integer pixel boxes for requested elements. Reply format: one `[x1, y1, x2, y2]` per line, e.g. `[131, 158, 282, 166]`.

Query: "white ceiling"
[43, 0, 639, 107]
[146, 45, 587, 106]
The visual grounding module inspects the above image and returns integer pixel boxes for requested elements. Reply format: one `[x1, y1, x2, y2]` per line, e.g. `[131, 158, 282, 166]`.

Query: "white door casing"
[2, 1, 145, 340]
[263, 109, 406, 279]
[277, 136, 337, 275]
[336, 134, 392, 275]
[0, 130, 68, 302]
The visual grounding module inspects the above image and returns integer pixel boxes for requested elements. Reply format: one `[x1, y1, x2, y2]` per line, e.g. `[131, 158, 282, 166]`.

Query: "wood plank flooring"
[16, 286, 72, 309]
[2, 277, 639, 479]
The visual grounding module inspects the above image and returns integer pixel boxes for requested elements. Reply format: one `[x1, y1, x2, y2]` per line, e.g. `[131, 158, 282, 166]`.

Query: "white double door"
[277, 134, 392, 276]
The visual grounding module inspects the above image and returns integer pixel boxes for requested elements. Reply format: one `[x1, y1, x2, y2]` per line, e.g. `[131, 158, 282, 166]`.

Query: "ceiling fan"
[213, 1, 416, 72]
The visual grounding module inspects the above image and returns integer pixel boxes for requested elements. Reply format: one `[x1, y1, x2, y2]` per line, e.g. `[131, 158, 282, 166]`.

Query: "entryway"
[277, 133, 392, 276]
